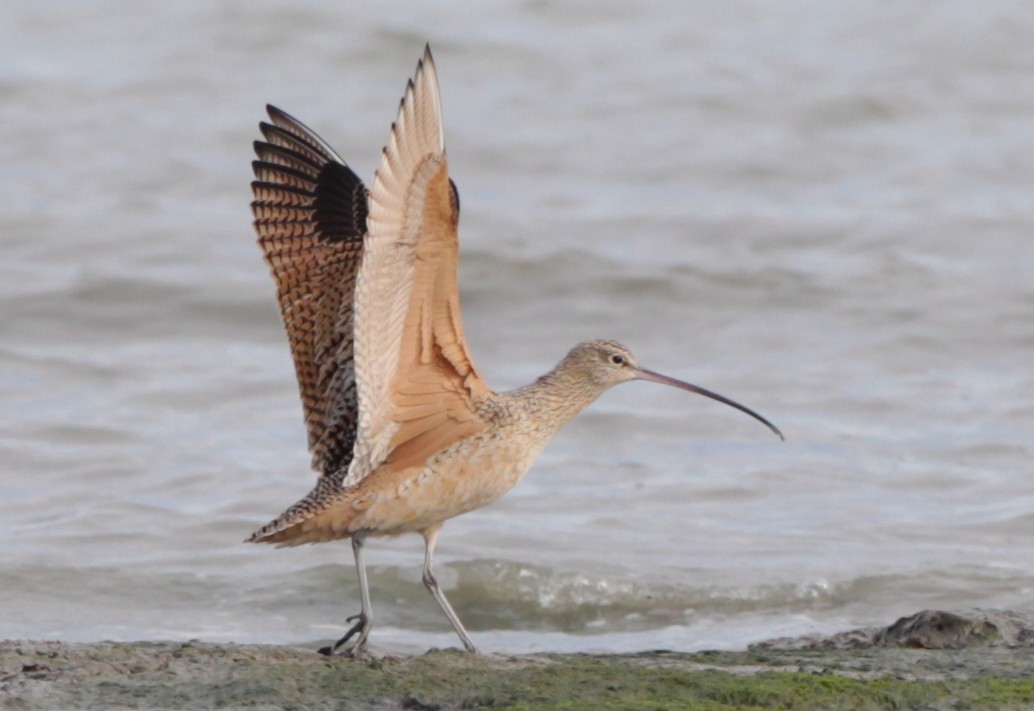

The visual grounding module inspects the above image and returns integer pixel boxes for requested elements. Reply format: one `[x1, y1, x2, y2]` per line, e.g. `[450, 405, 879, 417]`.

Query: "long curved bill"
[636, 368, 784, 441]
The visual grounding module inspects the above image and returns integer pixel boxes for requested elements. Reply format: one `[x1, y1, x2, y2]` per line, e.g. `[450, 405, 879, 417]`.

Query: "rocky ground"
[3, 609, 1034, 710]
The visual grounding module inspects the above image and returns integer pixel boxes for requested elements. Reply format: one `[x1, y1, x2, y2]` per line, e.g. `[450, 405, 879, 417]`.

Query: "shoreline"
[4, 609, 1034, 710]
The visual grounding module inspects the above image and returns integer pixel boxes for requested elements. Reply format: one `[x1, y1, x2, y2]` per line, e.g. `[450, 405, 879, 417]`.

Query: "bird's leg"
[420, 523, 478, 653]
[319, 532, 374, 656]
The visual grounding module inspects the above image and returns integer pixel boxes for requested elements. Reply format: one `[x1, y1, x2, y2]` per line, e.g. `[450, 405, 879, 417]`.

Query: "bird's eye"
[609, 354, 625, 365]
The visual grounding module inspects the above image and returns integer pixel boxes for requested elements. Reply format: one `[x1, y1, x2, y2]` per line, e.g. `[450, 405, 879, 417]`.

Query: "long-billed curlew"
[247, 45, 783, 656]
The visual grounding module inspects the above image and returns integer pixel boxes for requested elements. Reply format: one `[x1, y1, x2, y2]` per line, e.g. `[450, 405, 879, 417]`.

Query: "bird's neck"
[506, 366, 605, 434]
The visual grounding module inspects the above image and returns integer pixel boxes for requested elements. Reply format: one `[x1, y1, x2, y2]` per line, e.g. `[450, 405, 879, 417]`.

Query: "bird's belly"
[352, 433, 545, 535]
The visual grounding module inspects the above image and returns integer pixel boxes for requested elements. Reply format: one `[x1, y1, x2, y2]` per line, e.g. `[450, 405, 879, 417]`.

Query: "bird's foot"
[318, 612, 370, 657]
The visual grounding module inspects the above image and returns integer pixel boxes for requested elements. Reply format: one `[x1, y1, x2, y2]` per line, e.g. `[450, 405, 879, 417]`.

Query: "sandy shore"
[4, 609, 1034, 710]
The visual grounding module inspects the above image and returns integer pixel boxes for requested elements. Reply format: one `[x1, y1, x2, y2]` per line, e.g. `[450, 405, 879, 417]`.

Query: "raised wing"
[251, 106, 367, 479]
[344, 45, 491, 487]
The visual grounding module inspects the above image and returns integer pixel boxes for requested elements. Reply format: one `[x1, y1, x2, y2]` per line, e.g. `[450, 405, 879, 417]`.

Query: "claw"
[319, 611, 370, 656]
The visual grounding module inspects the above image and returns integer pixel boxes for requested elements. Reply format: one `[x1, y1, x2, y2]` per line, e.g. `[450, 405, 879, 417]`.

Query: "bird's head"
[559, 339, 642, 388]
[558, 339, 783, 440]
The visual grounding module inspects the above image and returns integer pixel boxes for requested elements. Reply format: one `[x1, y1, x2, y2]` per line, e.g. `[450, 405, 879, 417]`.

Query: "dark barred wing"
[250, 105, 367, 480]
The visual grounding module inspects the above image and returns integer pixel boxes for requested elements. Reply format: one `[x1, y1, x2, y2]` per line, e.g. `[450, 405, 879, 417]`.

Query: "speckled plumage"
[254, 339, 633, 547]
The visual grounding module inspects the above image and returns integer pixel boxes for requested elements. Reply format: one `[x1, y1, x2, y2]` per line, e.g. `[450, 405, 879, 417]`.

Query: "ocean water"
[2, 1, 1033, 654]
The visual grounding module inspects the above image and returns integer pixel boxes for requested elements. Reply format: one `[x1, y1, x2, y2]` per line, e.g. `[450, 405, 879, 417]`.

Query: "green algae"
[4, 641, 1034, 710]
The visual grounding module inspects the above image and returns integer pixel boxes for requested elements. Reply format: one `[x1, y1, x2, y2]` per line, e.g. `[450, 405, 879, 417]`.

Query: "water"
[2, 1, 1033, 654]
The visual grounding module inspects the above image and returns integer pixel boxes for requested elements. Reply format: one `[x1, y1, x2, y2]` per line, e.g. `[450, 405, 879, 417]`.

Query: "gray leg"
[420, 523, 477, 653]
[319, 532, 374, 656]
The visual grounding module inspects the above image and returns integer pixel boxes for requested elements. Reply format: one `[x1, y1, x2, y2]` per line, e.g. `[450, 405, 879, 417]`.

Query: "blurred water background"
[2, 1, 1033, 654]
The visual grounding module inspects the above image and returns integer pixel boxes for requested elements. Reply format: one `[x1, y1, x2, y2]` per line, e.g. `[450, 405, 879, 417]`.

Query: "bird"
[247, 44, 783, 656]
